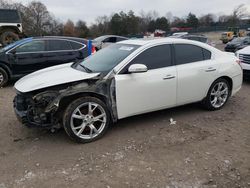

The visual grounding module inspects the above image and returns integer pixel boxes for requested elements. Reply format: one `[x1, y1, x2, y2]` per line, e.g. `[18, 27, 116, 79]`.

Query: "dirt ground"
[0, 34, 250, 188]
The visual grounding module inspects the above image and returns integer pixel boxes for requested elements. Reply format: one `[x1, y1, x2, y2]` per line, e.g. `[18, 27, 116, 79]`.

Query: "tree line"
[0, 0, 249, 38]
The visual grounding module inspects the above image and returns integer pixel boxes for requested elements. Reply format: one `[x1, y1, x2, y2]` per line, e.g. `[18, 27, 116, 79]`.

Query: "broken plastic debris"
[169, 118, 176, 125]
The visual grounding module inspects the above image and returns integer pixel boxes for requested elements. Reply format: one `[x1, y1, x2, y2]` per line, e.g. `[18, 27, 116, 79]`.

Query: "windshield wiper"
[79, 64, 93, 73]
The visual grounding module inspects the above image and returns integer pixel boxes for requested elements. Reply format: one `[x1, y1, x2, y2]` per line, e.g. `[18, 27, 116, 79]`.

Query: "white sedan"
[14, 38, 243, 143]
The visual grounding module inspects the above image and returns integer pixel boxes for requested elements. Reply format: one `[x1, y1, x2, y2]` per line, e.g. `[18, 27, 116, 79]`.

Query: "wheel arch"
[0, 63, 12, 79]
[0, 26, 20, 34]
[217, 76, 233, 92]
[203, 75, 233, 100]
[57, 91, 116, 122]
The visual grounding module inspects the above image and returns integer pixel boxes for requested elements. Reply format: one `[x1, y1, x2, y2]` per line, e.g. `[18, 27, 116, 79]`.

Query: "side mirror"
[128, 64, 148, 73]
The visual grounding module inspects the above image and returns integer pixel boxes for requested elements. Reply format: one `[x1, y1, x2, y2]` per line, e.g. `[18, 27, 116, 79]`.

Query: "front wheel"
[63, 97, 110, 143]
[0, 67, 9, 87]
[202, 78, 231, 110]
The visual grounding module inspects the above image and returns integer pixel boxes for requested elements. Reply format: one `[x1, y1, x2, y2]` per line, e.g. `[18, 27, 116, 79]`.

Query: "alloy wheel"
[70, 102, 107, 139]
[210, 82, 229, 108]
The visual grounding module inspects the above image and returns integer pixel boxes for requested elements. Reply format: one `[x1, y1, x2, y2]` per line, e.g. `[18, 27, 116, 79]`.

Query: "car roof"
[118, 37, 202, 46]
[31, 36, 88, 42]
[118, 37, 221, 55]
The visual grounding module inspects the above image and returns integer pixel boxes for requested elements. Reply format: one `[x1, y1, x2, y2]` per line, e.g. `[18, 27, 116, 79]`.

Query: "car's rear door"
[115, 44, 177, 119]
[174, 44, 219, 105]
[45, 39, 77, 67]
[8, 39, 47, 75]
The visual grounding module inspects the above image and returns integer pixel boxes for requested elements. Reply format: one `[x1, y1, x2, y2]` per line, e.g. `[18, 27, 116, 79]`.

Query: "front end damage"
[13, 78, 117, 129]
[14, 90, 61, 128]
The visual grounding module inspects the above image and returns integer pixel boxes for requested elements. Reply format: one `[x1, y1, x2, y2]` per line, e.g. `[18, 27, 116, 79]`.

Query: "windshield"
[0, 38, 32, 53]
[75, 43, 140, 73]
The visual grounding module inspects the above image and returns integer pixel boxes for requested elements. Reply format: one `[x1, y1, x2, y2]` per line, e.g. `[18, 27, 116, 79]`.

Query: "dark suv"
[224, 37, 250, 52]
[0, 36, 93, 87]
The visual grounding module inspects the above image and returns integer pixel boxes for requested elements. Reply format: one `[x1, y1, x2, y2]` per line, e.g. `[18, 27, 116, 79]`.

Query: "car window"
[203, 48, 212, 60]
[70, 41, 84, 50]
[174, 44, 207, 65]
[116, 37, 127, 42]
[186, 36, 198, 41]
[103, 37, 117, 43]
[15, 40, 45, 53]
[243, 37, 250, 44]
[48, 40, 72, 51]
[199, 37, 208, 43]
[120, 44, 172, 74]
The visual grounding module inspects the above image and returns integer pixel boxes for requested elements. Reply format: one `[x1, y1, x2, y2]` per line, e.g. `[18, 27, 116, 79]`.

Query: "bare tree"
[63, 19, 75, 36]
[199, 14, 216, 26]
[233, 4, 249, 20]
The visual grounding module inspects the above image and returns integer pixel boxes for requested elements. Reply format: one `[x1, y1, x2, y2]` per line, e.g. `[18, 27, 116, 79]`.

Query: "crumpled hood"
[15, 63, 100, 93]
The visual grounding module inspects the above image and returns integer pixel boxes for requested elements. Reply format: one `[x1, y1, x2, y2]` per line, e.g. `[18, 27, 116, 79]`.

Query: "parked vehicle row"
[13, 38, 243, 143]
[0, 36, 96, 87]
[224, 36, 250, 52]
[169, 33, 215, 46]
[236, 46, 250, 79]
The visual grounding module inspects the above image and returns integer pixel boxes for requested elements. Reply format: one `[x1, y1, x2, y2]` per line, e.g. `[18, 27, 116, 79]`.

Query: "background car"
[236, 46, 250, 79]
[13, 38, 242, 143]
[169, 34, 215, 46]
[92, 35, 128, 50]
[0, 9, 23, 46]
[224, 36, 250, 52]
[0, 36, 94, 87]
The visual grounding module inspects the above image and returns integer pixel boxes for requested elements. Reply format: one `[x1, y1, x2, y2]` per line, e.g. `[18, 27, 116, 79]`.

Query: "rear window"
[203, 49, 212, 60]
[174, 44, 211, 65]
[70, 41, 84, 50]
[0, 9, 21, 23]
[48, 40, 72, 51]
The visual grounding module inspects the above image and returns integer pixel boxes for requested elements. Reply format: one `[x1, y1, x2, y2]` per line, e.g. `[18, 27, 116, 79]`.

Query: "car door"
[174, 44, 219, 105]
[8, 39, 47, 75]
[115, 44, 177, 119]
[45, 39, 76, 66]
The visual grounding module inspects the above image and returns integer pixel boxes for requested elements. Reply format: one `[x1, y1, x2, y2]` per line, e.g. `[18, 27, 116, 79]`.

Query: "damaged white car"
[13, 38, 243, 143]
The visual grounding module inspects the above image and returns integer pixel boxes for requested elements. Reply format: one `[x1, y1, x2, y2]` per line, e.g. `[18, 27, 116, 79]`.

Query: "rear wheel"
[202, 78, 230, 110]
[0, 31, 19, 46]
[0, 67, 9, 87]
[63, 97, 110, 143]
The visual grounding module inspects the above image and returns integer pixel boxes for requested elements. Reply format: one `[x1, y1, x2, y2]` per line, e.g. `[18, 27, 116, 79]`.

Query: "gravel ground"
[0, 36, 250, 188]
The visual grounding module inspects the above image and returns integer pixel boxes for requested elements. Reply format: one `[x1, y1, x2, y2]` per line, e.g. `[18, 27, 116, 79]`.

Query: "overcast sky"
[17, 0, 250, 24]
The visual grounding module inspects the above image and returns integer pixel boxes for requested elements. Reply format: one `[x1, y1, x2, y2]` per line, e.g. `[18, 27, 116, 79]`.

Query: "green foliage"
[186, 13, 199, 28]
[110, 11, 140, 35]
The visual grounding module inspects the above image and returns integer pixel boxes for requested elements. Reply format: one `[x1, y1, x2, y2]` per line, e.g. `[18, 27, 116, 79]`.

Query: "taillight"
[236, 59, 242, 69]
[236, 59, 241, 65]
[91, 45, 96, 54]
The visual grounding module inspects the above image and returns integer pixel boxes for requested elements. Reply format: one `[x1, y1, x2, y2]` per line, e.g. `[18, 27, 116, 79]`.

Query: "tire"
[202, 78, 231, 111]
[0, 67, 9, 87]
[63, 97, 111, 143]
[0, 31, 19, 46]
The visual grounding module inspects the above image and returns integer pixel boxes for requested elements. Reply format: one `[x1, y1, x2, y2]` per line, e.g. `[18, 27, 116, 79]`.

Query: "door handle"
[163, 75, 175, 80]
[205, 67, 216, 72]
